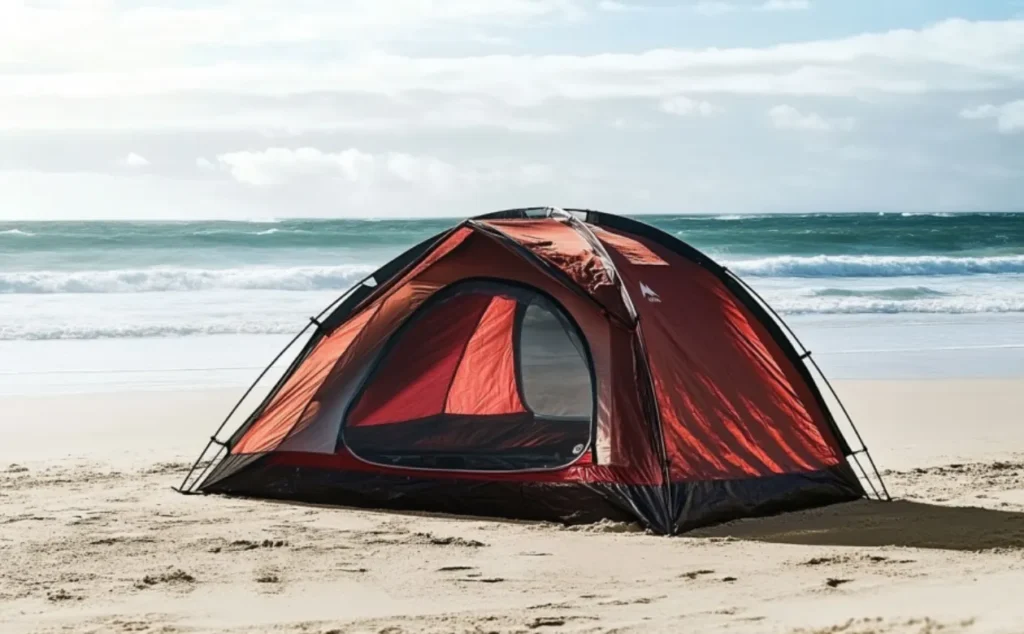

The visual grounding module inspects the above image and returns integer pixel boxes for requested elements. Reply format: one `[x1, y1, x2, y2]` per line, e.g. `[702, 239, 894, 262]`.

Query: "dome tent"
[179, 207, 888, 534]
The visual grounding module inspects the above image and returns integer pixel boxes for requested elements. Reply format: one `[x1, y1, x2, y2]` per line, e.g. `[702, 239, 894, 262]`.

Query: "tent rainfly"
[179, 207, 888, 534]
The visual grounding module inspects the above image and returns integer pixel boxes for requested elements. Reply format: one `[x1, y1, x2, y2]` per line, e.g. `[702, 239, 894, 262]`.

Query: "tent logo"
[640, 282, 661, 303]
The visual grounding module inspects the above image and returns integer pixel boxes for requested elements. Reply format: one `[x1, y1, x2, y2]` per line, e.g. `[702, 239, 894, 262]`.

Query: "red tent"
[181, 208, 887, 534]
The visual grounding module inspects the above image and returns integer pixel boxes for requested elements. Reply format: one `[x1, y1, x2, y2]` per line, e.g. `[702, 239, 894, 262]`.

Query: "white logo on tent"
[640, 282, 661, 303]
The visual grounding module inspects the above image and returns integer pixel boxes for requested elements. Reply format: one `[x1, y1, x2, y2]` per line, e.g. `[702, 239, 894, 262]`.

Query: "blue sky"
[0, 0, 1022, 219]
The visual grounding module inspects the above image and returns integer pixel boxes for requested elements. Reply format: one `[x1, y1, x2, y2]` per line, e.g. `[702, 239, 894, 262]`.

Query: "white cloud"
[597, 0, 631, 11]
[960, 100, 1024, 134]
[768, 105, 854, 132]
[696, 0, 810, 15]
[3, 19, 1021, 111]
[659, 96, 720, 117]
[0, 0, 585, 70]
[693, 1, 736, 16]
[216, 148, 376, 186]
[758, 0, 811, 11]
[213, 147, 554, 195]
[122, 152, 150, 168]
[195, 157, 216, 171]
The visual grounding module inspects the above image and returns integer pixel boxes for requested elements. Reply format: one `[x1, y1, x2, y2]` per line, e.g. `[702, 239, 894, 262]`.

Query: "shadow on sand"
[689, 500, 1024, 551]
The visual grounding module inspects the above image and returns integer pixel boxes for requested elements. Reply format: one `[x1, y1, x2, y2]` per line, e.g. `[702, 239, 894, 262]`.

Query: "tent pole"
[723, 270, 891, 502]
[176, 272, 379, 494]
[175, 321, 315, 493]
[804, 354, 891, 501]
[177, 444, 226, 495]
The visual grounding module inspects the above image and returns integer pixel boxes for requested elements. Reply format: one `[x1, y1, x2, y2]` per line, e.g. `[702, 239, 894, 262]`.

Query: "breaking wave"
[774, 295, 1024, 315]
[727, 255, 1024, 278]
[809, 286, 948, 300]
[0, 265, 376, 294]
[0, 322, 301, 341]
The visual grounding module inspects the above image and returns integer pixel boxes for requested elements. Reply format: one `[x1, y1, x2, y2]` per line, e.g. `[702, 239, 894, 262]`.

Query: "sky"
[1, 0, 1023, 220]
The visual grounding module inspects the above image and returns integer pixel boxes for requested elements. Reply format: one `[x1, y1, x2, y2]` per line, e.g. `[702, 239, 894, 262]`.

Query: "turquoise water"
[2, 211, 1024, 391]
[4, 212, 1024, 269]
[1, 212, 1023, 341]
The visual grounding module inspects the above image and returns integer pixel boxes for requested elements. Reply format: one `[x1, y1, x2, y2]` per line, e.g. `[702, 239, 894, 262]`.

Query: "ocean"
[3, 212, 1024, 394]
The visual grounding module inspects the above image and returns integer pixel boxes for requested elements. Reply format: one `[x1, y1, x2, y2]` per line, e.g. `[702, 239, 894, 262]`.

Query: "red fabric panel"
[233, 305, 378, 454]
[232, 227, 474, 454]
[346, 293, 493, 428]
[598, 227, 844, 481]
[592, 227, 668, 266]
[482, 219, 631, 324]
[445, 296, 525, 416]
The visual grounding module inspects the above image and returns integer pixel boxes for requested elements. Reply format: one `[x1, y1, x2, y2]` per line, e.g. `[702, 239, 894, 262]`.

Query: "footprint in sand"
[599, 595, 665, 606]
[680, 569, 715, 580]
[211, 539, 289, 553]
[46, 588, 82, 602]
[134, 569, 195, 590]
[528, 616, 566, 628]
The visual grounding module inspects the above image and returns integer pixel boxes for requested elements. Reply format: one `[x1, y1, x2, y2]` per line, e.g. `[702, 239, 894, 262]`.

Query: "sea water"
[2, 212, 1023, 394]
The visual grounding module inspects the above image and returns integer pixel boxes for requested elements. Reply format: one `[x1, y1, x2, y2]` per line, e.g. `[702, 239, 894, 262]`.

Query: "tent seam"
[560, 215, 675, 533]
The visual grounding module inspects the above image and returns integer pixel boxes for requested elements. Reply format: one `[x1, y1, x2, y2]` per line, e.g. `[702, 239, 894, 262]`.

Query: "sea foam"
[728, 254, 1024, 278]
[0, 265, 376, 294]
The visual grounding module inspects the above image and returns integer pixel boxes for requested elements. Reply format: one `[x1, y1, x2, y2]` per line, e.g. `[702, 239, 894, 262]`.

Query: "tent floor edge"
[194, 457, 861, 536]
[196, 452, 269, 493]
[197, 458, 675, 532]
[669, 462, 865, 534]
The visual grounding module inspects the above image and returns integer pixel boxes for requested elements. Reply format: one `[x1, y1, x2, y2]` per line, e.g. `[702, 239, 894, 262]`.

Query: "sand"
[3, 380, 1024, 633]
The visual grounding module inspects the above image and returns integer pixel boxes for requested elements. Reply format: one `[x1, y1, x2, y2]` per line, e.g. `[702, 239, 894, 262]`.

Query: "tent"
[179, 207, 888, 534]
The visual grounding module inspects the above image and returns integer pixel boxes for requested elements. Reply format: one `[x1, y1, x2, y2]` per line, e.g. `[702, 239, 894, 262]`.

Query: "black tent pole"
[175, 272, 378, 494]
[174, 320, 315, 493]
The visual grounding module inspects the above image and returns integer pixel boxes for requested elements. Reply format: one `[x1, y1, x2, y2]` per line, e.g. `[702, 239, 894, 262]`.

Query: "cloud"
[0, 0, 585, 70]
[215, 148, 377, 186]
[212, 147, 554, 195]
[597, 0, 632, 11]
[695, 0, 810, 15]
[960, 100, 1024, 134]
[693, 1, 736, 16]
[758, 0, 811, 11]
[1, 6, 1022, 219]
[122, 152, 150, 168]
[768, 105, 854, 132]
[4, 19, 1021, 110]
[659, 96, 720, 117]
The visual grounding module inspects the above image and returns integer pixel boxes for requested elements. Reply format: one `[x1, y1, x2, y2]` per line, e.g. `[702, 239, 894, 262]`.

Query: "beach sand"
[3, 380, 1024, 633]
